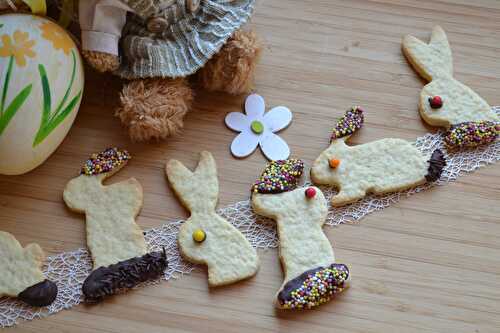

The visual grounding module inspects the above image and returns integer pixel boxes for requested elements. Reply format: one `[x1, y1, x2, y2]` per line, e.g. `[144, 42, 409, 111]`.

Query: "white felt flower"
[225, 94, 293, 160]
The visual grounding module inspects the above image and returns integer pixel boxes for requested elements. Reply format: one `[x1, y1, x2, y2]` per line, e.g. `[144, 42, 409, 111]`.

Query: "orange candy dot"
[329, 158, 341, 169]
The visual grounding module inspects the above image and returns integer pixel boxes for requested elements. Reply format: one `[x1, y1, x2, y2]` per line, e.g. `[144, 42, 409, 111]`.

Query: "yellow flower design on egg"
[0, 30, 36, 67]
[40, 21, 74, 55]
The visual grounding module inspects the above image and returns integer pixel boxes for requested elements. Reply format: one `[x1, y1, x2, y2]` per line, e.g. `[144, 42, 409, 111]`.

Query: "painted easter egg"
[0, 14, 84, 175]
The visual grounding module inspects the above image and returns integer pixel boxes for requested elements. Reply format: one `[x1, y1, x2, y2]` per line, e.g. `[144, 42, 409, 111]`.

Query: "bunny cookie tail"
[277, 263, 350, 310]
[18, 280, 58, 307]
[82, 249, 168, 302]
[444, 121, 500, 150]
[425, 149, 446, 182]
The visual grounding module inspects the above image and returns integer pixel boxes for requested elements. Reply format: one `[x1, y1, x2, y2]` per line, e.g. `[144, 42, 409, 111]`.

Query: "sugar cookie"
[402, 26, 498, 128]
[251, 159, 349, 309]
[63, 148, 167, 301]
[166, 151, 259, 287]
[311, 107, 446, 207]
[0, 231, 58, 307]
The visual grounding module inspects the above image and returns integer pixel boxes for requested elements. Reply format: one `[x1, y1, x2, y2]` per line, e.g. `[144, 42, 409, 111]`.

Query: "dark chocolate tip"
[252, 159, 304, 194]
[425, 149, 446, 182]
[330, 106, 364, 141]
[18, 279, 58, 307]
[82, 249, 168, 302]
[444, 121, 499, 150]
[278, 266, 323, 302]
[277, 263, 349, 309]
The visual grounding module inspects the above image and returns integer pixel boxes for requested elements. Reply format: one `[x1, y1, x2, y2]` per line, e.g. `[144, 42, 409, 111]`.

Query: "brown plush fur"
[84, 29, 261, 142]
[82, 50, 120, 73]
[116, 78, 193, 142]
[198, 30, 262, 95]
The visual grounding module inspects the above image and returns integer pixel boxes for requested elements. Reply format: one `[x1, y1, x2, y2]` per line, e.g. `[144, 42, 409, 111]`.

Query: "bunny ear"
[429, 25, 453, 72]
[251, 159, 304, 194]
[330, 107, 364, 142]
[166, 151, 219, 212]
[166, 159, 194, 185]
[25, 243, 45, 265]
[402, 25, 453, 81]
[80, 148, 131, 178]
[430, 26, 449, 47]
[194, 151, 217, 178]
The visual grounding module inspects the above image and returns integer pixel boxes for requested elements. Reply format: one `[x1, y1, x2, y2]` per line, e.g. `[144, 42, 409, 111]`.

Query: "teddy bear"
[79, 0, 262, 142]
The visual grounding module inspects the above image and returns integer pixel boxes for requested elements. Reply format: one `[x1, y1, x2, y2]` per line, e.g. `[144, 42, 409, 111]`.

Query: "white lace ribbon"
[1, 107, 499, 328]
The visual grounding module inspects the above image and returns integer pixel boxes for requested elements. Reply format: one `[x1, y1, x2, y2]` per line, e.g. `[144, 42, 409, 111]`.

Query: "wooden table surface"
[1, 0, 499, 332]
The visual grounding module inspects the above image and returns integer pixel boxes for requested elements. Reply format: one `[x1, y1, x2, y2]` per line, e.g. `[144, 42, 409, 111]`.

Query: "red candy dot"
[429, 96, 443, 109]
[305, 187, 316, 199]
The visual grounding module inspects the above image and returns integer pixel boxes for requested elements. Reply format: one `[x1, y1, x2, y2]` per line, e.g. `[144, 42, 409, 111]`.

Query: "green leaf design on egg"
[0, 56, 33, 137]
[33, 50, 82, 147]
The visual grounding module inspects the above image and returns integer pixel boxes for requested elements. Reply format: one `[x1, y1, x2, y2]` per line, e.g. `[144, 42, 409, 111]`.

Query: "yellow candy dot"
[192, 229, 206, 243]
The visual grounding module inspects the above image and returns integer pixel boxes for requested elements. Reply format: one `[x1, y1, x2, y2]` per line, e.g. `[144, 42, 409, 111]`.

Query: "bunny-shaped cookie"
[403, 26, 498, 128]
[311, 107, 446, 207]
[166, 151, 259, 286]
[251, 160, 349, 309]
[0, 231, 58, 307]
[64, 148, 167, 301]
[64, 148, 147, 269]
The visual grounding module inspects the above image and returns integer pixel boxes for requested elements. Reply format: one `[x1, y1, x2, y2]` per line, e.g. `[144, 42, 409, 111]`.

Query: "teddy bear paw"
[198, 29, 262, 95]
[82, 50, 120, 73]
[116, 78, 193, 142]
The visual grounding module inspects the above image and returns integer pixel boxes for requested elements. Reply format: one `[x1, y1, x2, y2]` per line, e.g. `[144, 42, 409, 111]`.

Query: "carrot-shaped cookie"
[166, 151, 259, 286]
[63, 148, 167, 301]
[0, 231, 58, 306]
[402, 26, 498, 129]
[311, 107, 446, 206]
[251, 160, 349, 309]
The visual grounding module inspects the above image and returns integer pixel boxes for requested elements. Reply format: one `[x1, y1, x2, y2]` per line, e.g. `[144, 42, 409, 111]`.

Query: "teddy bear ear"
[186, 0, 200, 13]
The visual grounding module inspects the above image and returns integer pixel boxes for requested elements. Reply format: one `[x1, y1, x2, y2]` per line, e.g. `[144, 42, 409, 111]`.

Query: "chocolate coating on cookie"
[331, 106, 364, 141]
[18, 279, 58, 307]
[81, 147, 131, 176]
[82, 250, 168, 302]
[425, 149, 446, 182]
[444, 121, 499, 150]
[278, 263, 349, 310]
[252, 159, 304, 194]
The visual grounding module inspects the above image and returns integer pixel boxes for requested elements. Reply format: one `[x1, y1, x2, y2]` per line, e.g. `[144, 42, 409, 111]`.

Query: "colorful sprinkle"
[80, 148, 131, 176]
[278, 264, 349, 310]
[192, 229, 206, 243]
[428, 96, 443, 109]
[331, 106, 364, 141]
[252, 159, 304, 194]
[329, 158, 341, 169]
[305, 187, 316, 199]
[444, 121, 499, 150]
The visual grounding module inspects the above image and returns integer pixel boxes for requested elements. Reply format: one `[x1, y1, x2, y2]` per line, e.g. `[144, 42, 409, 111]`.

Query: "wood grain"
[1, 0, 499, 332]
